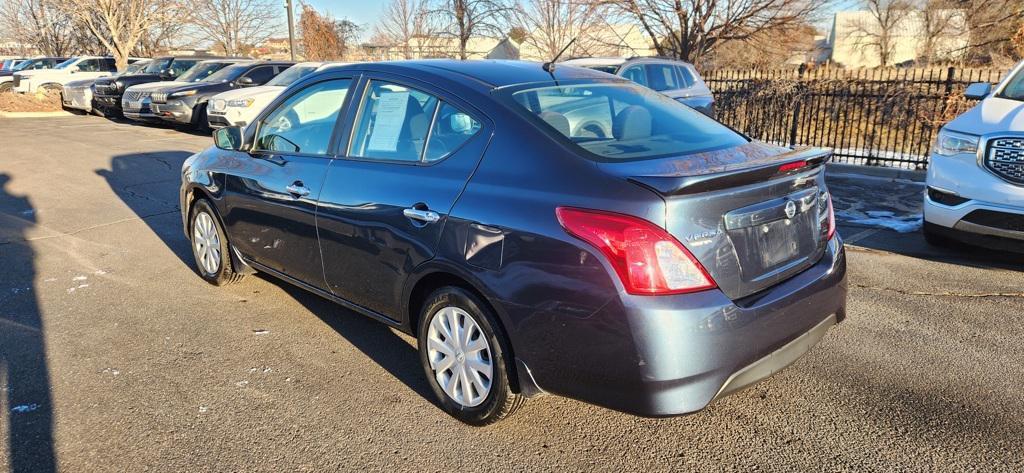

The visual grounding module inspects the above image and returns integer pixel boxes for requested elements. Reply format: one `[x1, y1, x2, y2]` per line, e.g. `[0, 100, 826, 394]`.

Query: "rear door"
[316, 75, 491, 318]
[220, 76, 356, 288]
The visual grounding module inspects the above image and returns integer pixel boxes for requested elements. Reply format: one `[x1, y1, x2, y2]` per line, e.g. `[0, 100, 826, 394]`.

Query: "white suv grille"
[986, 138, 1024, 185]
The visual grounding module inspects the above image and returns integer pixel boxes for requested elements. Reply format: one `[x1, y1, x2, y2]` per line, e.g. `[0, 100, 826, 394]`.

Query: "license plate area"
[725, 187, 821, 280]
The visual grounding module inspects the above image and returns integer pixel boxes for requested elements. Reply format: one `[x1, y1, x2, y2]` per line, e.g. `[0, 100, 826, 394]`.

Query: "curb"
[826, 162, 926, 183]
[0, 111, 74, 118]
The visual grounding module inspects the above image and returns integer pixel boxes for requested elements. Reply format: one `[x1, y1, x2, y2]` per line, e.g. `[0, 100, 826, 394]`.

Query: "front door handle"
[403, 208, 441, 224]
[285, 183, 310, 197]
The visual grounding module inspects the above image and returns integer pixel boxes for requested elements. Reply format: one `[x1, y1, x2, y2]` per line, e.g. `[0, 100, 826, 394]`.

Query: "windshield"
[267, 65, 316, 86]
[999, 68, 1024, 101]
[54, 58, 78, 70]
[582, 65, 620, 75]
[177, 62, 230, 83]
[121, 61, 149, 75]
[205, 63, 249, 83]
[509, 83, 745, 161]
[144, 58, 172, 74]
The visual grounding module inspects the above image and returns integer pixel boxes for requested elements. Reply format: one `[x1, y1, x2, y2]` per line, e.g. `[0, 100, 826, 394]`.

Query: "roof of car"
[350, 59, 620, 89]
[563, 56, 696, 67]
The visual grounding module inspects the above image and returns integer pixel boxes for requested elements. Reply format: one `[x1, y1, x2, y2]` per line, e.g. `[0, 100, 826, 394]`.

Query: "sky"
[301, 0, 861, 41]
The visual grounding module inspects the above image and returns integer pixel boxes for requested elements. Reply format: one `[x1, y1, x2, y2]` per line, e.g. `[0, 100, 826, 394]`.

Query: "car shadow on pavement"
[96, 153, 439, 407]
[263, 276, 440, 405]
[0, 174, 58, 473]
[840, 225, 1024, 271]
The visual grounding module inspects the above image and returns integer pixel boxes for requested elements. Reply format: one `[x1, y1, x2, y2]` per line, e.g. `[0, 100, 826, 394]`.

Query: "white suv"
[12, 56, 131, 94]
[924, 62, 1024, 252]
[561, 57, 715, 117]
[206, 62, 334, 128]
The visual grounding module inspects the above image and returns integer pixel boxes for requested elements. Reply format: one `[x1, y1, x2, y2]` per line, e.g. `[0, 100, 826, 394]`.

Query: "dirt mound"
[0, 90, 63, 112]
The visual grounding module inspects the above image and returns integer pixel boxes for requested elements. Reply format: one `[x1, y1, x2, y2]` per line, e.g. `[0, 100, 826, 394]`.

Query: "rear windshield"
[510, 83, 744, 161]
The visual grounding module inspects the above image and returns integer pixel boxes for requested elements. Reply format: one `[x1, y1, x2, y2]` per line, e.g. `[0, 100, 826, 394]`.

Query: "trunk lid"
[597, 142, 833, 300]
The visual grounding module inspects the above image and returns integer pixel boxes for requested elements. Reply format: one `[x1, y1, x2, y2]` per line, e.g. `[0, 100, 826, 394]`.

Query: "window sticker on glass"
[367, 91, 410, 152]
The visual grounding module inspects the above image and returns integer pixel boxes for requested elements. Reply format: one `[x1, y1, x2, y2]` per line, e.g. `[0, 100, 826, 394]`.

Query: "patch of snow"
[838, 210, 923, 233]
[198, 406, 209, 413]
[252, 329, 269, 335]
[72, 276, 87, 281]
[11, 404, 39, 414]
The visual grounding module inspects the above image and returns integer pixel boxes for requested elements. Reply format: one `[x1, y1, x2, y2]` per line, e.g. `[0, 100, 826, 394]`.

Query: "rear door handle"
[285, 183, 310, 197]
[403, 208, 441, 224]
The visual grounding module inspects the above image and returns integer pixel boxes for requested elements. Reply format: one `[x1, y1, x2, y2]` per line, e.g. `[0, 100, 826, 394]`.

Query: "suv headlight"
[169, 89, 197, 99]
[933, 129, 979, 156]
[227, 98, 255, 108]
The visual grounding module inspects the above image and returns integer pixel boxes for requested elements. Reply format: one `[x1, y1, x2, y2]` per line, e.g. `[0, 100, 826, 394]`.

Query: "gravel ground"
[1, 116, 1022, 472]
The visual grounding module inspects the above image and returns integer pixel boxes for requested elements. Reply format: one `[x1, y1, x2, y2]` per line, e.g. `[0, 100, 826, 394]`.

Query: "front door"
[221, 77, 355, 287]
[316, 77, 491, 319]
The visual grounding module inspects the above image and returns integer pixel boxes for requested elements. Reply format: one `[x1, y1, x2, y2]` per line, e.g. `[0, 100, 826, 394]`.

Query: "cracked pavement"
[1, 115, 1022, 472]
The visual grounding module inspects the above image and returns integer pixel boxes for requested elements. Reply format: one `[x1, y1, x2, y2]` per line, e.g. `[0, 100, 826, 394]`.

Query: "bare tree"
[605, 0, 833, 66]
[0, 0, 78, 56]
[299, 2, 340, 60]
[430, 0, 511, 59]
[954, 0, 1024, 63]
[513, 0, 605, 61]
[55, 0, 184, 70]
[848, 0, 914, 66]
[375, 0, 432, 59]
[191, 0, 280, 57]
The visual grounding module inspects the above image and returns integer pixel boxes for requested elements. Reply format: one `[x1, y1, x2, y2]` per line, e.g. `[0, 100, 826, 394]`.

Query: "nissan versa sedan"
[180, 60, 847, 425]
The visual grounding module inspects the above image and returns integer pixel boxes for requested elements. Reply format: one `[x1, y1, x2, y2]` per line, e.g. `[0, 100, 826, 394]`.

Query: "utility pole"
[286, 0, 296, 61]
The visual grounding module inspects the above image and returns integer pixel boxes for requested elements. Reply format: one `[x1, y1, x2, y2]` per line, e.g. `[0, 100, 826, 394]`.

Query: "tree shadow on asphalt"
[839, 225, 1024, 272]
[0, 174, 57, 473]
[96, 153, 438, 407]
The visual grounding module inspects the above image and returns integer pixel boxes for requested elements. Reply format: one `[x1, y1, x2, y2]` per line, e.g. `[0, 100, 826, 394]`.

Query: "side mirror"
[214, 126, 246, 151]
[159, 70, 173, 80]
[238, 76, 255, 86]
[964, 82, 992, 100]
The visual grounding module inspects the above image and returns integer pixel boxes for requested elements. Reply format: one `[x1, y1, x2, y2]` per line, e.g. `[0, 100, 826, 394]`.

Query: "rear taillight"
[820, 191, 836, 240]
[555, 207, 717, 295]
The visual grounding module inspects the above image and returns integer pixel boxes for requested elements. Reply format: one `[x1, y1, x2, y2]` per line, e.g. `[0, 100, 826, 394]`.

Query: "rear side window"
[243, 66, 276, 85]
[675, 66, 695, 88]
[254, 79, 352, 155]
[510, 83, 744, 161]
[349, 80, 480, 163]
[621, 66, 647, 87]
[644, 64, 680, 91]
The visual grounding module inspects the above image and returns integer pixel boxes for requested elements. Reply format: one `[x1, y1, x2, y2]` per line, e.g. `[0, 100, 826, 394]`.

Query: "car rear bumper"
[521, 236, 847, 417]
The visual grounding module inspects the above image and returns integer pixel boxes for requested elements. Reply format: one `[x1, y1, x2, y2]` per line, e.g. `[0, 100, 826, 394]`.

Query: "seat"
[538, 111, 571, 137]
[613, 106, 652, 141]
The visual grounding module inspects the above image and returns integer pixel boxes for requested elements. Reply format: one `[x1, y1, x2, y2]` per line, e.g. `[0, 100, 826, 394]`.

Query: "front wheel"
[189, 199, 244, 286]
[417, 287, 526, 426]
[0, 82, 12, 93]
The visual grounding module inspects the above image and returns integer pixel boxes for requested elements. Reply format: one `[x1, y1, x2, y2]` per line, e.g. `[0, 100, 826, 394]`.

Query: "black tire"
[0, 82, 11, 93]
[191, 103, 209, 132]
[188, 199, 244, 286]
[417, 287, 526, 426]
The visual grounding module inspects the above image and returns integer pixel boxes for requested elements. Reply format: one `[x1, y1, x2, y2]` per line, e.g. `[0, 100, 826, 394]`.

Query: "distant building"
[828, 10, 969, 68]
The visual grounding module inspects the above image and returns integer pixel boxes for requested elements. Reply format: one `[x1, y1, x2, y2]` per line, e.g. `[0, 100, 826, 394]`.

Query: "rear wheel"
[0, 82, 12, 93]
[417, 287, 525, 426]
[189, 199, 244, 286]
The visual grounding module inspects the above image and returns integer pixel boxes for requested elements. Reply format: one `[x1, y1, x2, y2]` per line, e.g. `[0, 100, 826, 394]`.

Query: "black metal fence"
[702, 66, 1010, 169]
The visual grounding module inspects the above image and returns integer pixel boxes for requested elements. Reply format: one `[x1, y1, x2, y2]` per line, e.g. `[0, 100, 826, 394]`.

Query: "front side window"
[167, 59, 197, 77]
[254, 79, 352, 155]
[77, 59, 103, 72]
[242, 66, 276, 85]
[999, 68, 1024, 101]
[510, 83, 745, 161]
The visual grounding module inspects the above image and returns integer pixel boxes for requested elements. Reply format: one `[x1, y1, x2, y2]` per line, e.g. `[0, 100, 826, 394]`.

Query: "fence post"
[788, 63, 807, 147]
[944, 66, 955, 97]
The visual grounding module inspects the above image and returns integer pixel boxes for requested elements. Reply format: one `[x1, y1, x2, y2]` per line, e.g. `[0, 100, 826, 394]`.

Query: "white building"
[828, 10, 969, 68]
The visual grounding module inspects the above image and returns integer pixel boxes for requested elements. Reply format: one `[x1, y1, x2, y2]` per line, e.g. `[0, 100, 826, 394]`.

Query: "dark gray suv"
[180, 60, 846, 425]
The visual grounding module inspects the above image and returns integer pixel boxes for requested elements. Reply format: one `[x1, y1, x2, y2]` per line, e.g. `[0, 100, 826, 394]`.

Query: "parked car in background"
[93, 56, 227, 117]
[0, 57, 69, 92]
[924, 63, 1024, 253]
[122, 59, 246, 123]
[207, 61, 332, 129]
[61, 59, 151, 114]
[181, 60, 845, 425]
[12, 56, 144, 94]
[562, 57, 716, 118]
[151, 60, 293, 129]
[1, 59, 26, 71]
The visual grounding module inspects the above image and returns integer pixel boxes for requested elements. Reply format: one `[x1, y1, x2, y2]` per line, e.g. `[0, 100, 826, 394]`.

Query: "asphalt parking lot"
[1, 115, 1023, 472]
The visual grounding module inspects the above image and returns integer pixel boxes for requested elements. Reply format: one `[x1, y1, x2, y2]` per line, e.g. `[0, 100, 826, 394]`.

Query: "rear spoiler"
[628, 147, 832, 196]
